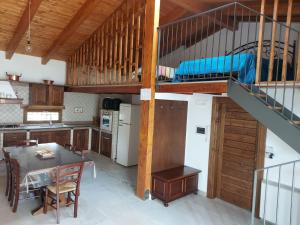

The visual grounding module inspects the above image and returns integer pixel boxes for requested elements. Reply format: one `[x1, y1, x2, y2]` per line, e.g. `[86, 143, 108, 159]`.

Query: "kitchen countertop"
[0, 124, 99, 132]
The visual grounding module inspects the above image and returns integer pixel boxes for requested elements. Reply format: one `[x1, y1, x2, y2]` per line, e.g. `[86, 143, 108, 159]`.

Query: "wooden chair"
[2, 149, 12, 200]
[43, 162, 84, 224]
[10, 158, 21, 212]
[64, 144, 88, 158]
[17, 139, 38, 147]
[64, 144, 73, 151]
[72, 146, 89, 158]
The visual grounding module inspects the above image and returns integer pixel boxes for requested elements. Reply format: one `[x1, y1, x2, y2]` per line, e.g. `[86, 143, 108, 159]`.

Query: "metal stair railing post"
[251, 159, 300, 225]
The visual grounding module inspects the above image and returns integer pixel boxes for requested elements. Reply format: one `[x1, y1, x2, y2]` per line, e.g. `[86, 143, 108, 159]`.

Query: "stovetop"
[0, 124, 20, 129]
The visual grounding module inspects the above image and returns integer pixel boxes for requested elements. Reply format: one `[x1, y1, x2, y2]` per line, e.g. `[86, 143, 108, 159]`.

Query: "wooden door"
[91, 129, 100, 153]
[73, 129, 89, 151]
[29, 84, 48, 105]
[207, 97, 266, 211]
[100, 132, 112, 158]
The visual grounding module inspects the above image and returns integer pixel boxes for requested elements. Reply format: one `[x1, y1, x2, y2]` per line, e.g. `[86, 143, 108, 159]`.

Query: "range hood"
[0, 81, 23, 104]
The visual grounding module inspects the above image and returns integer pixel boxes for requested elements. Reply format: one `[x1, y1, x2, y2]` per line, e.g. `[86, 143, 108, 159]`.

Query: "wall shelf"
[22, 105, 65, 110]
[0, 98, 23, 104]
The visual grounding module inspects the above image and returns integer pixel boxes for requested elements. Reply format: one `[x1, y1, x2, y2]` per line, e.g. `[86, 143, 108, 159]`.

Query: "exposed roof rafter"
[5, 0, 42, 59]
[41, 0, 99, 65]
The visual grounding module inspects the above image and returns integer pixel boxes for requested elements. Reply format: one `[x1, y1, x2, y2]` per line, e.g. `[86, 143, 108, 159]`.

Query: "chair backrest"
[17, 140, 38, 147]
[2, 149, 11, 170]
[64, 144, 74, 151]
[10, 158, 20, 188]
[55, 162, 84, 193]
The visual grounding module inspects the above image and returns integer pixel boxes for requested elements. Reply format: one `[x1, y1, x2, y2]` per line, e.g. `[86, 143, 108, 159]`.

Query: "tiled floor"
[0, 152, 257, 225]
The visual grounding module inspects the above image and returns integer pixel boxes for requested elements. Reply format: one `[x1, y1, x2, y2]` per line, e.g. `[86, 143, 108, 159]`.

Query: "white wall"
[253, 86, 300, 224]
[155, 92, 214, 193]
[63, 92, 100, 122]
[0, 51, 66, 85]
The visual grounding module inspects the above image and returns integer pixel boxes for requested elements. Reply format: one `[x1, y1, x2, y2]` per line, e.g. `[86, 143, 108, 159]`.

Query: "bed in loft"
[157, 40, 297, 84]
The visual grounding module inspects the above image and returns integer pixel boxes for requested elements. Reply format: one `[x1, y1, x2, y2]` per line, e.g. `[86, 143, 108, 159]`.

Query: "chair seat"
[48, 182, 76, 194]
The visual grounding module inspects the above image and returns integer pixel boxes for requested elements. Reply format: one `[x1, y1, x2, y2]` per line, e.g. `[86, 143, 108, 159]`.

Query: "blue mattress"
[174, 53, 264, 84]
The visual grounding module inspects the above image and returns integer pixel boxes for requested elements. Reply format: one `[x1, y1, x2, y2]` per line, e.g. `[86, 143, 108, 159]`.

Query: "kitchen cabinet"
[49, 85, 64, 106]
[30, 130, 70, 146]
[100, 131, 112, 158]
[151, 166, 201, 207]
[91, 129, 100, 153]
[30, 131, 52, 144]
[52, 130, 71, 146]
[29, 84, 64, 106]
[29, 84, 48, 105]
[73, 129, 89, 151]
[3, 132, 27, 147]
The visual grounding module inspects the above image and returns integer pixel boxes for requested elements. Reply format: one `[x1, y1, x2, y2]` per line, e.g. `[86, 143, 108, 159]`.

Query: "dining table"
[3, 142, 96, 215]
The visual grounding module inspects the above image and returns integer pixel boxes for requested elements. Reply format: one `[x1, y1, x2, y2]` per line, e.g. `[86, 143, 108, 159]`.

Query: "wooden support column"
[282, 0, 294, 81]
[268, 0, 279, 82]
[297, 41, 300, 81]
[255, 0, 266, 84]
[136, 0, 160, 199]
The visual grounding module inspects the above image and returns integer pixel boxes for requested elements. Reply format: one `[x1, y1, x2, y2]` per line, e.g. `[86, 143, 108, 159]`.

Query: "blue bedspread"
[175, 53, 261, 84]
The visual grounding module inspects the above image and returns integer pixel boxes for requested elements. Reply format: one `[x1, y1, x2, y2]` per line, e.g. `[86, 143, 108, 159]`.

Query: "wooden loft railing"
[66, 0, 145, 86]
[256, 0, 300, 84]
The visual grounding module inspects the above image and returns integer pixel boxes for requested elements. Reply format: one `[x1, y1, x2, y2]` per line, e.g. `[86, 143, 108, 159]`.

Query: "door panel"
[116, 124, 130, 165]
[217, 100, 264, 211]
[119, 105, 131, 124]
[100, 132, 112, 158]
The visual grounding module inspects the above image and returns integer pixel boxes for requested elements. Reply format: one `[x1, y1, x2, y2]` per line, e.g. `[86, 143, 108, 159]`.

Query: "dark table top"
[4, 143, 92, 175]
[152, 166, 201, 182]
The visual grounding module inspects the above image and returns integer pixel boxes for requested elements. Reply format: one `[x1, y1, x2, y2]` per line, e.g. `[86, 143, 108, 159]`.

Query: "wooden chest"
[151, 166, 201, 207]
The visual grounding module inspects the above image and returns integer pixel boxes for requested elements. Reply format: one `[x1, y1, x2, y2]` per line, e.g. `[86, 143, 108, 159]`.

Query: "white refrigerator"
[116, 103, 140, 166]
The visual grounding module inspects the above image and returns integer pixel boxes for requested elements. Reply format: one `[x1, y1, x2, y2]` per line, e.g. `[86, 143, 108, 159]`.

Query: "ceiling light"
[25, 0, 32, 53]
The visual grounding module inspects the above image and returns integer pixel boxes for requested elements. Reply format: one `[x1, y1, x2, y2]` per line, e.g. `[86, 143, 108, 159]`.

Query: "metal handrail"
[159, 2, 300, 34]
[251, 159, 300, 225]
[255, 159, 300, 172]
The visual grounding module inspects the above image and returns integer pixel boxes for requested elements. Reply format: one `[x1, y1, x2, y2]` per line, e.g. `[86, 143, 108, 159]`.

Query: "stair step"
[268, 105, 282, 110]
[291, 120, 300, 125]
[250, 92, 267, 98]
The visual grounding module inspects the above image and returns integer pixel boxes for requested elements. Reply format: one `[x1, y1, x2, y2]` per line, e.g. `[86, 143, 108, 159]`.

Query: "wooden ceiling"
[0, 0, 298, 63]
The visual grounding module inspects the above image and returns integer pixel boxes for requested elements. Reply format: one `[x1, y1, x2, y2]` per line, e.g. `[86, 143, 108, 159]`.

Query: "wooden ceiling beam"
[157, 81, 228, 94]
[5, 0, 42, 59]
[164, 1, 236, 31]
[65, 84, 142, 94]
[160, 6, 189, 25]
[166, 0, 205, 13]
[41, 0, 99, 65]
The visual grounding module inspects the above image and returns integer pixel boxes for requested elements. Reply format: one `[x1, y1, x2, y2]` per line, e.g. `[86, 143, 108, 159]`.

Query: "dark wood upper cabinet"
[73, 129, 89, 151]
[49, 85, 64, 106]
[29, 84, 64, 106]
[29, 84, 48, 105]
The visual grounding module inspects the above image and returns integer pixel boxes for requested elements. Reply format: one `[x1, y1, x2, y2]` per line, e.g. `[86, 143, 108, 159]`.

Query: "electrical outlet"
[74, 107, 83, 113]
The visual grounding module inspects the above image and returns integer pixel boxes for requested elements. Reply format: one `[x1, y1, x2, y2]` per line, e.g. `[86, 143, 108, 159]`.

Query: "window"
[24, 110, 62, 123]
